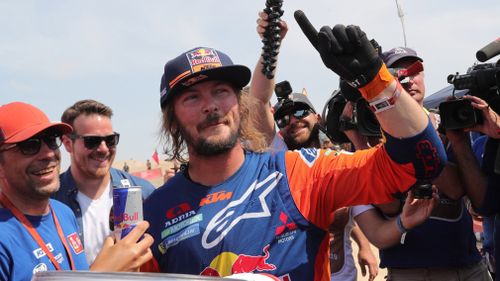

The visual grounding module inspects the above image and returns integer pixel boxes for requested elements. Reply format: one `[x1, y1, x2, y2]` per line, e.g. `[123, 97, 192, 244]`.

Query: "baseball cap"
[273, 92, 316, 119]
[159, 47, 251, 108]
[381, 47, 423, 67]
[0, 102, 72, 144]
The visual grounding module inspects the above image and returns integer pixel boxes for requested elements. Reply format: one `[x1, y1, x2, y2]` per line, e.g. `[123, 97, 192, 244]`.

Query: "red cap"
[0, 102, 72, 144]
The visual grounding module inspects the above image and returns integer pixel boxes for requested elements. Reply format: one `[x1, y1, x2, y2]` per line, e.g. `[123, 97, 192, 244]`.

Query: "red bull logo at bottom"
[200, 244, 276, 277]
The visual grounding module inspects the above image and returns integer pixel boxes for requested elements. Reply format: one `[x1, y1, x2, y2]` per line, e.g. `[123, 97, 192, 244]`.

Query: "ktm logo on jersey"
[199, 191, 233, 206]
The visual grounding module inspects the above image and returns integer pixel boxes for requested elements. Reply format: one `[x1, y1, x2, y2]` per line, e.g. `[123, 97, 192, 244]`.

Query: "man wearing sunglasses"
[0, 102, 154, 280]
[273, 91, 323, 151]
[53, 99, 156, 266]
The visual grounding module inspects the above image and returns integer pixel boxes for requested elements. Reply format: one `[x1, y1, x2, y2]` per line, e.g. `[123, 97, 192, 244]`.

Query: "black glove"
[317, 25, 382, 88]
[339, 79, 362, 102]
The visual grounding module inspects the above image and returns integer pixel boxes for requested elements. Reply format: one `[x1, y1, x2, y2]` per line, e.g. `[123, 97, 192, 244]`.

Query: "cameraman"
[450, 95, 500, 280]
[348, 47, 491, 280]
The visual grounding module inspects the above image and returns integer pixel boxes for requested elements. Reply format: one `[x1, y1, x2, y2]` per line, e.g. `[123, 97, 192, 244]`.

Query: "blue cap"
[159, 47, 251, 108]
[381, 47, 423, 67]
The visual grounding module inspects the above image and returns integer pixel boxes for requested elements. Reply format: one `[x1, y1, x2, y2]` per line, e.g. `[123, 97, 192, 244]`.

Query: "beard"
[180, 113, 239, 156]
[283, 123, 321, 150]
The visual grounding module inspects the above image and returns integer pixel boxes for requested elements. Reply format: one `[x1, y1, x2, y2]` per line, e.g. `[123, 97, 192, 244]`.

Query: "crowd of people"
[1, 8, 499, 281]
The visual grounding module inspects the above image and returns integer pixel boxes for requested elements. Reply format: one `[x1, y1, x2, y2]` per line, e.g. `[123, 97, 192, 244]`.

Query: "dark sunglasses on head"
[70, 133, 120, 150]
[0, 134, 62, 156]
[276, 109, 312, 129]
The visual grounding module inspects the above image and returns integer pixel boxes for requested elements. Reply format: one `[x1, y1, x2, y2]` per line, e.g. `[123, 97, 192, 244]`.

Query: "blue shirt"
[0, 200, 88, 281]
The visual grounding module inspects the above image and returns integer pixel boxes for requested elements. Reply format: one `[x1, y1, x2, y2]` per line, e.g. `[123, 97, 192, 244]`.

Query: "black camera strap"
[495, 140, 500, 175]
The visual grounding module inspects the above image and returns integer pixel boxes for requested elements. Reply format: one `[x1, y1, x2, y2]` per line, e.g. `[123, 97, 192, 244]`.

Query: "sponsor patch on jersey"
[164, 210, 197, 228]
[199, 190, 233, 206]
[161, 213, 203, 239]
[298, 147, 320, 167]
[32, 263, 48, 274]
[166, 203, 193, 219]
[158, 223, 200, 254]
[32, 243, 54, 259]
[55, 253, 64, 264]
[275, 212, 297, 244]
[67, 232, 84, 254]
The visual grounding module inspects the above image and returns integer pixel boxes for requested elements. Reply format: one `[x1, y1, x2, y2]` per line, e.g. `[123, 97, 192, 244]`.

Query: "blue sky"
[1, 1, 499, 168]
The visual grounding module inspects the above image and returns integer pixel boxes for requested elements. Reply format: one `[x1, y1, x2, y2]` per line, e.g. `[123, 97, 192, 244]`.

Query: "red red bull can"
[112, 186, 143, 240]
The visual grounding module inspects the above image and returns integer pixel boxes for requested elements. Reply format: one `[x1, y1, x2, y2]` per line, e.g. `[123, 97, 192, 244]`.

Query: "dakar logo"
[202, 172, 283, 249]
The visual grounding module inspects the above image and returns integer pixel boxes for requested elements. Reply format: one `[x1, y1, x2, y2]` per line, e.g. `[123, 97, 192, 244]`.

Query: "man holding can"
[53, 99, 156, 265]
[0, 101, 153, 281]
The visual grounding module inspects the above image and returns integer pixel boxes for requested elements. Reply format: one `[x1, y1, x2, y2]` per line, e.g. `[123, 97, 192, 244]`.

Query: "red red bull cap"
[159, 47, 251, 108]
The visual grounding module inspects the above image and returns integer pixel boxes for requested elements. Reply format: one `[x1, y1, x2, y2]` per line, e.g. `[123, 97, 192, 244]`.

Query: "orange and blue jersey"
[143, 121, 446, 280]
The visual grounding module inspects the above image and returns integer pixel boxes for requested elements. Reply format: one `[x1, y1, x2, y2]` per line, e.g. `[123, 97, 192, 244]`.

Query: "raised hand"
[294, 10, 383, 89]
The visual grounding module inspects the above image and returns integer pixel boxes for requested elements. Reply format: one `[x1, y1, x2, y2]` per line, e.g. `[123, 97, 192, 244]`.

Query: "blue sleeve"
[383, 119, 447, 181]
[477, 138, 500, 215]
[0, 244, 10, 281]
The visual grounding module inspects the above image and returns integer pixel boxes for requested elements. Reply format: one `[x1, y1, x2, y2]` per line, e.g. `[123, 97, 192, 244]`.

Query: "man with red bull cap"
[142, 21, 447, 281]
[0, 102, 153, 281]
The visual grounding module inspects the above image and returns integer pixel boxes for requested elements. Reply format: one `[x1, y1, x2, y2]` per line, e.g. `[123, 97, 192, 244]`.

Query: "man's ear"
[61, 134, 73, 153]
[316, 113, 322, 124]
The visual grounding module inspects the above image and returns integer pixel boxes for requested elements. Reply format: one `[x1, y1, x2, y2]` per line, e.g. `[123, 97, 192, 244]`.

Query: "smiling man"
[141, 30, 447, 280]
[53, 99, 155, 265]
[0, 102, 154, 281]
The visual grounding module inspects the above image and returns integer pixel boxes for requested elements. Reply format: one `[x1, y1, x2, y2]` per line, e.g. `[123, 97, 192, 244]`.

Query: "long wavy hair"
[160, 87, 268, 163]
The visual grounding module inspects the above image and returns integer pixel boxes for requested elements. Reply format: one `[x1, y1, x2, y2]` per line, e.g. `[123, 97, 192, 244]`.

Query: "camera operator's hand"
[400, 186, 439, 230]
[316, 25, 383, 89]
[464, 95, 500, 138]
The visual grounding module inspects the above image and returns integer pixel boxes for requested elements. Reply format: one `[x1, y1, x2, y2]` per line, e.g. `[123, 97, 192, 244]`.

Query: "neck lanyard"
[0, 194, 75, 271]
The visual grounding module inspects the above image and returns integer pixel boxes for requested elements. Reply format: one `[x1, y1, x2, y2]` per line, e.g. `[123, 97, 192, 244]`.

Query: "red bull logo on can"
[200, 245, 276, 277]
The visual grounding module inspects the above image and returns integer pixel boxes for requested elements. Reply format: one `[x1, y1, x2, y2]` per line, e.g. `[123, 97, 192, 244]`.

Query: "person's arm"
[90, 221, 153, 272]
[354, 189, 438, 249]
[445, 129, 487, 209]
[297, 20, 446, 184]
[248, 11, 288, 144]
[350, 224, 378, 281]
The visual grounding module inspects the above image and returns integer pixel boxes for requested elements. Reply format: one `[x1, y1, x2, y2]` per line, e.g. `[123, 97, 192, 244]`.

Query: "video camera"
[322, 59, 425, 143]
[440, 39, 500, 130]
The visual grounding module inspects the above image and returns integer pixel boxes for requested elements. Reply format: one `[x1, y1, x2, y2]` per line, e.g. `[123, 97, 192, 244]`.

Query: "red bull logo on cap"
[186, 47, 222, 73]
[200, 244, 276, 277]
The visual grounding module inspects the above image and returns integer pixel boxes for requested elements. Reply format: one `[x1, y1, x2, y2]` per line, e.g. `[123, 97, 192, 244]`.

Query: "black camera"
[439, 99, 483, 130]
[275, 80, 293, 101]
[439, 40, 500, 129]
[411, 182, 434, 199]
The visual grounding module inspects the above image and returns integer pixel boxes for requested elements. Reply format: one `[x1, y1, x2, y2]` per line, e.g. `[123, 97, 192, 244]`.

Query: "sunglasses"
[276, 109, 312, 129]
[0, 134, 62, 156]
[70, 133, 120, 150]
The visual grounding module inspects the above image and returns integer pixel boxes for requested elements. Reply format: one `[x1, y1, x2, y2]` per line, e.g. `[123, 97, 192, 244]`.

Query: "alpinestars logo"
[202, 171, 283, 249]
